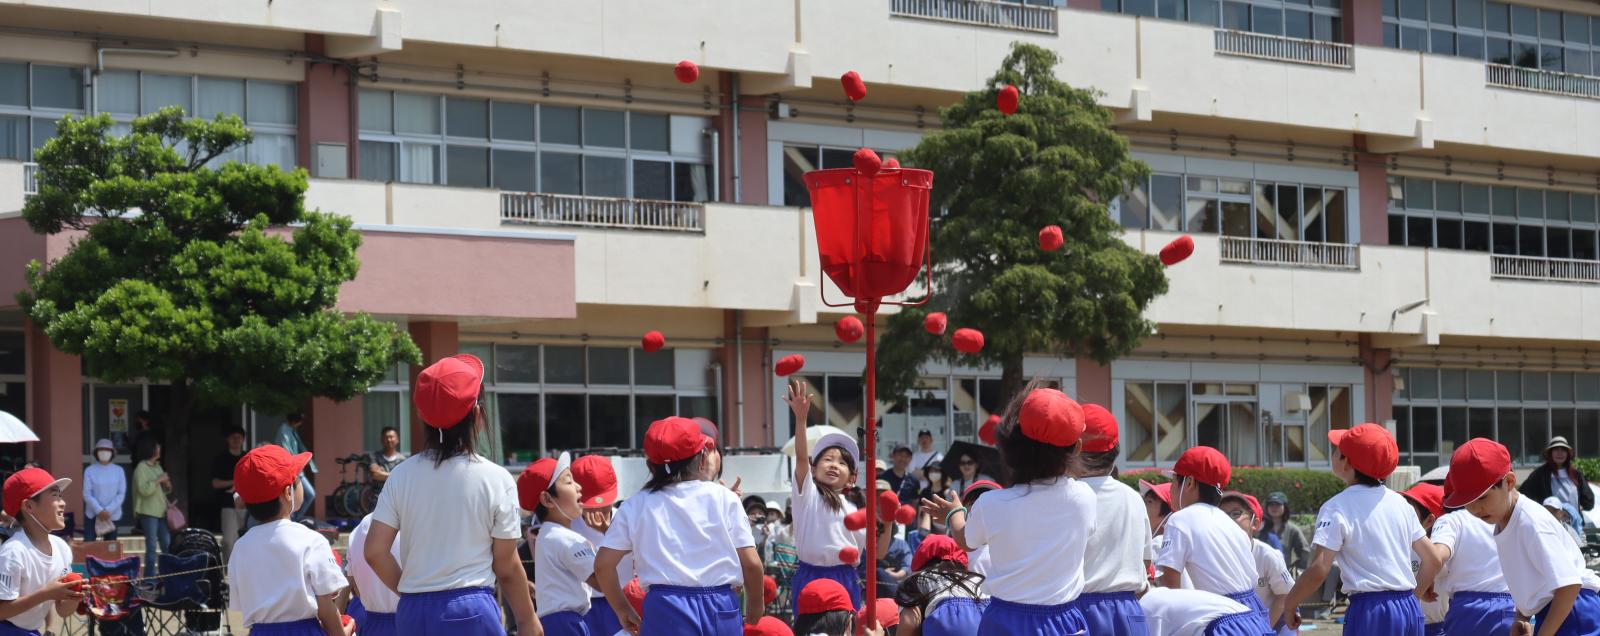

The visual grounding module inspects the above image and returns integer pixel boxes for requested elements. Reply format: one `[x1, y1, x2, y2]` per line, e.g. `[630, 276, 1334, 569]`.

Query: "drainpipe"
[706, 128, 721, 202]
[735, 310, 746, 446]
[731, 74, 742, 204]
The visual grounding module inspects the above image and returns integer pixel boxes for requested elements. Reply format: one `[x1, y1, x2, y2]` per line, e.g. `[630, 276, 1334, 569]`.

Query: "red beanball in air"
[1039, 225, 1064, 252]
[884, 157, 901, 169]
[852, 147, 882, 176]
[674, 60, 700, 84]
[838, 545, 861, 565]
[895, 504, 918, 525]
[841, 71, 868, 101]
[979, 414, 1001, 445]
[952, 328, 985, 354]
[1160, 235, 1195, 266]
[878, 490, 901, 521]
[835, 316, 864, 343]
[998, 84, 1020, 115]
[843, 509, 869, 531]
[775, 354, 806, 377]
[924, 312, 948, 336]
[641, 330, 665, 353]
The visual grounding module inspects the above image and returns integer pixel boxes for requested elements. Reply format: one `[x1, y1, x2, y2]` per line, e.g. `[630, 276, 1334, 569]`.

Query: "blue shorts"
[641, 584, 741, 636]
[1536, 588, 1600, 636]
[791, 561, 862, 610]
[250, 619, 325, 635]
[1346, 590, 1423, 636]
[1221, 589, 1275, 635]
[978, 597, 1089, 635]
[1445, 591, 1515, 636]
[586, 598, 623, 635]
[923, 596, 986, 636]
[539, 610, 593, 636]
[397, 587, 505, 636]
[1075, 591, 1149, 636]
[1423, 622, 1445, 636]
[1207, 612, 1270, 636]
[0, 621, 40, 636]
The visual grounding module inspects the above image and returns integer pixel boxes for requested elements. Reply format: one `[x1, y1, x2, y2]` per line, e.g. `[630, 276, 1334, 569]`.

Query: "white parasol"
[0, 411, 39, 444]
[779, 424, 853, 458]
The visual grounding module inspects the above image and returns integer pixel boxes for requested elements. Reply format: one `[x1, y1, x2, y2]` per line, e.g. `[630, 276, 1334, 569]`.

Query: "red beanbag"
[952, 328, 985, 354]
[852, 147, 881, 176]
[1039, 225, 1064, 251]
[641, 330, 665, 353]
[835, 316, 864, 344]
[843, 509, 868, 531]
[998, 84, 1020, 114]
[924, 312, 948, 336]
[776, 354, 806, 377]
[1160, 235, 1195, 266]
[838, 546, 861, 565]
[674, 60, 700, 84]
[841, 71, 867, 101]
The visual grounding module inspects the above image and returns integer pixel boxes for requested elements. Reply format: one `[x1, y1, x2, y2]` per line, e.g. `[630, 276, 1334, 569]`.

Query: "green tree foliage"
[875, 42, 1169, 406]
[19, 107, 420, 487]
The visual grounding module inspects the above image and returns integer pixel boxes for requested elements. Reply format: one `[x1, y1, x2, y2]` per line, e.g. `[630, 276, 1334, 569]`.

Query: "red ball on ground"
[895, 504, 918, 525]
[1039, 225, 1064, 251]
[841, 71, 868, 101]
[835, 316, 864, 343]
[838, 545, 861, 565]
[852, 147, 882, 176]
[998, 84, 1020, 115]
[924, 312, 948, 335]
[642, 330, 665, 353]
[843, 509, 868, 531]
[952, 328, 985, 354]
[674, 60, 700, 84]
[775, 354, 806, 376]
[1160, 235, 1195, 266]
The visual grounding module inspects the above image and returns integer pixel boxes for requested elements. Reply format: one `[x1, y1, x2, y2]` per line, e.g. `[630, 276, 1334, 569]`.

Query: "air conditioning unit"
[1283, 392, 1311, 413]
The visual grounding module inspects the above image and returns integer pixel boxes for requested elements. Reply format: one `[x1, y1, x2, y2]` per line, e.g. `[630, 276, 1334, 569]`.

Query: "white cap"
[1543, 496, 1564, 509]
[810, 432, 861, 465]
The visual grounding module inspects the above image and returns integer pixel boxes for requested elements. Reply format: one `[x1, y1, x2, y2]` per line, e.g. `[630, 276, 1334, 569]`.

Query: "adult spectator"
[1260, 491, 1309, 573]
[884, 445, 921, 505]
[128, 411, 164, 458]
[132, 437, 171, 577]
[950, 449, 995, 495]
[83, 438, 125, 541]
[1521, 436, 1593, 540]
[274, 413, 317, 521]
[367, 426, 408, 484]
[910, 430, 943, 489]
[211, 426, 248, 558]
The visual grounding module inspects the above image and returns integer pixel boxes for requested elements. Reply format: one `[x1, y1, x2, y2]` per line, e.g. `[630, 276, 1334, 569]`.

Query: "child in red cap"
[568, 454, 631, 635]
[894, 534, 985, 635]
[1446, 437, 1600, 636]
[794, 579, 887, 636]
[226, 445, 350, 636]
[519, 452, 597, 636]
[0, 467, 82, 636]
[1139, 480, 1188, 589]
[1425, 479, 1515, 636]
[1280, 424, 1442, 636]
[1154, 446, 1272, 635]
[1218, 491, 1294, 636]
[595, 416, 763, 635]
[743, 615, 793, 636]
[922, 383, 1097, 635]
[1397, 483, 1450, 636]
[1073, 403, 1153, 636]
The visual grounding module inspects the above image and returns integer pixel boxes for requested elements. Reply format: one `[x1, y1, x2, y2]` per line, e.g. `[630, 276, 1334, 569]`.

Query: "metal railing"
[1492, 254, 1600, 284]
[500, 192, 705, 232]
[889, 0, 1058, 34]
[1486, 63, 1600, 100]
[22, 162, 38, 197]
[1219, 236, 1360, 270]
[1214, 30, 1354, 68]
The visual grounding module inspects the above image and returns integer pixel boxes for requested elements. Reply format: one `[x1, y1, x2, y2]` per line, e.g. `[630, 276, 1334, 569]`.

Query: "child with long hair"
[784, 380, 890, 610]
[595, 417, 764, 635]
[894, 534, 986, 636]
[921, 383, 1097, 634]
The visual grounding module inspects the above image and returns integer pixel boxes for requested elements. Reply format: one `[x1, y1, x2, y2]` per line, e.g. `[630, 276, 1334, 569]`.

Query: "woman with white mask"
[82, 438, 125, 541]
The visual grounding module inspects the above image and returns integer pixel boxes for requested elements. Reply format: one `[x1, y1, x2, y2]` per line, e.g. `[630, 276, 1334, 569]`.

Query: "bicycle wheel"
[328, 484, 349, 518]
[342, 484, 364, 518]
[359, 485, 380, 516]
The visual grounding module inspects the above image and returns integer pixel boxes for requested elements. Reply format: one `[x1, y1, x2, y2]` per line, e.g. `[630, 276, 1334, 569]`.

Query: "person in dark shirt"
[884, 445, 921, 506]
[877, 521, 912, 598]
[210, 426, 247, 559]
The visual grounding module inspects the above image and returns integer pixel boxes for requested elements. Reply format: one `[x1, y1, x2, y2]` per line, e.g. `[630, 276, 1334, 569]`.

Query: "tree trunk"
[165, 379, 195, 518]
[999, 355, 1026, 411]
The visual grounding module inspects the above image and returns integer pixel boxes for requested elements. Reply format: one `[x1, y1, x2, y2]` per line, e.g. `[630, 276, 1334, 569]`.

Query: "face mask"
[96, 450, 113, 464]
[927, 471, 942, 482]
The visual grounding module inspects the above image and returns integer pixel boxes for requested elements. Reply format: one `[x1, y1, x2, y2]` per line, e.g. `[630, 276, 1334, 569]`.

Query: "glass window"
[400, 143, 439, 184]
[1462, 183, 1490, 215]
[545, 394, 586, 450]
[542, 106, 580, 145]
[1500, 371, 1522, 400]
[589, 348, 630, 384]
[0, 116, 26, 160]
[1442, 407, 1467, 448]
[1435, 181, 1461, 212]
[1493, 223, 1518, 254]
[1519, 225, 1544, 256]
[634, 160, 672, 201]
[1568, 48, 1592, 75]
[1412, 368, 1439, 399]
[491, 149, 536, 192]
[1406, 179, 1435, 210]
[1575, 229, 1597, 260]
[1412, 407, 1439, 453]
[674, 163, 711, 202]
[1576, 194, 1597, 223]
[1430, 0, 1453, 24]
[1541, 44, 1564, 71]
[1151, 175, 1183, 231]
[359, 90, 392, 133]
[1187, 198, 1219, 233]
[445, 146, 489, 188]
[1223, 1, 1249, 30]
[1401, 0, 1426, 20]
[583, 155, 626, 197]
[1465, 221, 1491, 251]
[637, 395, 678, 446]
[822, 148, 855, 170]
[1384, 0, 1397, 17]
[491, 101, 535, 142]
[495, 345, 541, 383]
[632, 113, 669, 152]
[1518, 188, 1543, 219]
[395, 93, 440, 135]
[1459, 34, 1485, 59]
[249, 133, 296, 171]
[587, 395, 631, 449]
[248, 82, 296, 125]
[198, 78, 245, 119]
[1442, 369, 1467, 399]
[584, 109, 625, 148]
[98, 71, 139, 115]
[1125, 0, 1155, 16]
[1325, 190, 1348, 243]
[32, 65, 83, 110]
[1512, 5, 1538, 36]
[1568, 14, 1591, 43]
[544, 346, 585, 384]
[782, 145, 819, 207]
[446, 97, 488, 139]
[1469, 370, 1496, 399]
[1553, 372, 1575, 402]
[141, 74, 191, 114]
[541, 152, 582, 195]
[1314, 14, 1340, 41]
[1580, 375, 1600, 401]
[1191, 0, 1219, 25]
[1252, 5, 1283, 35]
[1408, 216, 1434, 247]
[1514, 40, 1540, 67]
[1486, 1, 1509, 33]
[1526, 372, 1549, 401]
[1548, 192, 1571, 222]
[1492, 186, 1517, 217]
[1158, 0, 1187, 20]
[1540, 9, 1562, 40]
[1437, 218, 1463, 249]
[0, 63, 24, 107]
[1286, 10, 1312, 39]
[1222, 200, 1251, 237]
[1432, 30, 1457, 54]
[1390, 214, 1406, 245]
[1458, 0, 1484, 28]
[30, 118, 56, 153]
[1488, 37, 1513, 64]
[634, 349, 674, 386]
[1275, 183, 1301, 241]
[497, 393, 542, 461]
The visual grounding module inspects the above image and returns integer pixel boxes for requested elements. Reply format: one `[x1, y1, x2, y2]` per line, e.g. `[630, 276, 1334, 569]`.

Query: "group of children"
[5, 354, 1600, 636]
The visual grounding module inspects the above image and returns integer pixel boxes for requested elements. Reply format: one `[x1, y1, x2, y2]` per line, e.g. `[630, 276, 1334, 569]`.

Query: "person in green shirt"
[275, 413, 317, 521]
[132, 437, 171, 577]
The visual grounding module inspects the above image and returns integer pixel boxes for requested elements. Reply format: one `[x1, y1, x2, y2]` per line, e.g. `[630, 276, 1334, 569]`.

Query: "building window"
[1395, 367, 1600, 470]
[91, 70, 298, 170]
[0, 61, 88, 160]
[1116, 171, 1349, 242]
[460, 343, 712, 460]
[1386, 175, 1599, 259]
[1103, 0, 1344, 41]
[1384, 0, 1600, 76]
[355, 89, 710, 201]
[1125, 380, 1352, 467]
[362, 363, 410, 454]
[781, 144, 899, 207]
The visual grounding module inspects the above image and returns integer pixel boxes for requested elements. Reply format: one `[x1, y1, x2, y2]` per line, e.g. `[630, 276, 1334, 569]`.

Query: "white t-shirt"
[227, 519, 347, 627]
[1251, 539, 1293, 610]
[1312, 485, 1424, 593]
[1496, 493, 1600, 616]
[369, 452, 522, 593]
[964, 477, 1096, 605]
[536, 521, 595, 617]
[1081, 476, 1154, 594]
[1156, 503, 1257, 595]
[1150, 534, 1193, 589]
[0, 533, 72, 632]
[574, 521, 635, 599]
[1431, 510, 1508, 596]
[1139, 587, 1252, 636]
[346, 515, 401, 614]
[911, 449, 943, 487]
[791, 477, 865, 566]
[602, 480, 755, 589]
[967, 545, 990, 576]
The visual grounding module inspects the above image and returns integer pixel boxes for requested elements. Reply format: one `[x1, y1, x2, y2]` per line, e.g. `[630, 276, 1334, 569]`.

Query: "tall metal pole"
[863, 309, 879, 613]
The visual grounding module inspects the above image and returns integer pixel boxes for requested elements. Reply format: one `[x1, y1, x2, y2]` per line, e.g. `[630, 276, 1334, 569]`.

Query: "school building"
[2, 0, 1600, 518]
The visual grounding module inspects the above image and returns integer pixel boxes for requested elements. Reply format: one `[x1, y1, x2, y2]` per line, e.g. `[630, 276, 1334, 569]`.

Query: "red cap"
[835, 316, 864, 344]
[857, 598, 901, 635]
[1401, 482, 1445, 519]
[911, 534, 969, 571]
[924, 312, 948, 335]
[962, 480, 1002, 500]
[571, 455, 619, 508]
[414, 354, 484, 429]
[775, 354, 806, 377]
[746, 616, 794, 636]
[623, 578, 646, 615]
[1038, 225, 1064, 251]
[674, 60, 700, 84]
[1171, 446, 1231, 488]
[1329, 423, 1400, 480]
[952, 328, 985, 354]
[643, 417, 713, 465]
[978, 414, 1001, 445]
[1018, 388, 1086, 447]
[998, 84, 1020, 115]
[234, 445, 313, 505]
[762, 575, 778, 605]
[641, 331, 666, 353]
[1160, 235, 1195, 266]
[1443, 438, 1512, 508]
[516, 453, 572, 512]
[1139, 479, 1173, 507]
[853, 148, 882, 176]
[1222, 491, 1263, 521]
[797, 579, 854, 615]
[2, 468, 71, 517]
[1080, 403, 1118, 453]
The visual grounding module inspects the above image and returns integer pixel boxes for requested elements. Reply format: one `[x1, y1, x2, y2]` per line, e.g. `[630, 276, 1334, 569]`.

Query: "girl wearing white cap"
[784, 380, 890, 610]
[82, 438, 124, 541]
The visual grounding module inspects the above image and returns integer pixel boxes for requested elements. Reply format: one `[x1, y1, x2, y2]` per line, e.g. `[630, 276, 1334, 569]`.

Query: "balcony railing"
[1214, 30, 1353, 69]
[1486, 63, 1600, 100]
[889, 0, 1058, 34]
[500, 192, 705, 233]
[22, 162, 38, 197]
[1219, 236, 1360, 270]
[1492, 254, 1600, 284]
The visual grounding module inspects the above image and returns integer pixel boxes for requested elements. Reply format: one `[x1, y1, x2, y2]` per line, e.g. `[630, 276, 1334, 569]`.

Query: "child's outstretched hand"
[583, 510, 611, 535]
[920, 491, 962, 522]
[783, 382, 811, 420]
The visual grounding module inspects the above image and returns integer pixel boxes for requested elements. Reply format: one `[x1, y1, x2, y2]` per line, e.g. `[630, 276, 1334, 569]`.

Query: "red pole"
[863, 308, 878, 613]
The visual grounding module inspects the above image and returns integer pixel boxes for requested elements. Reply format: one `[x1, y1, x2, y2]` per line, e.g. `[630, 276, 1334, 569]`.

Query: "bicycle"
[329, 453, 377, 519]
